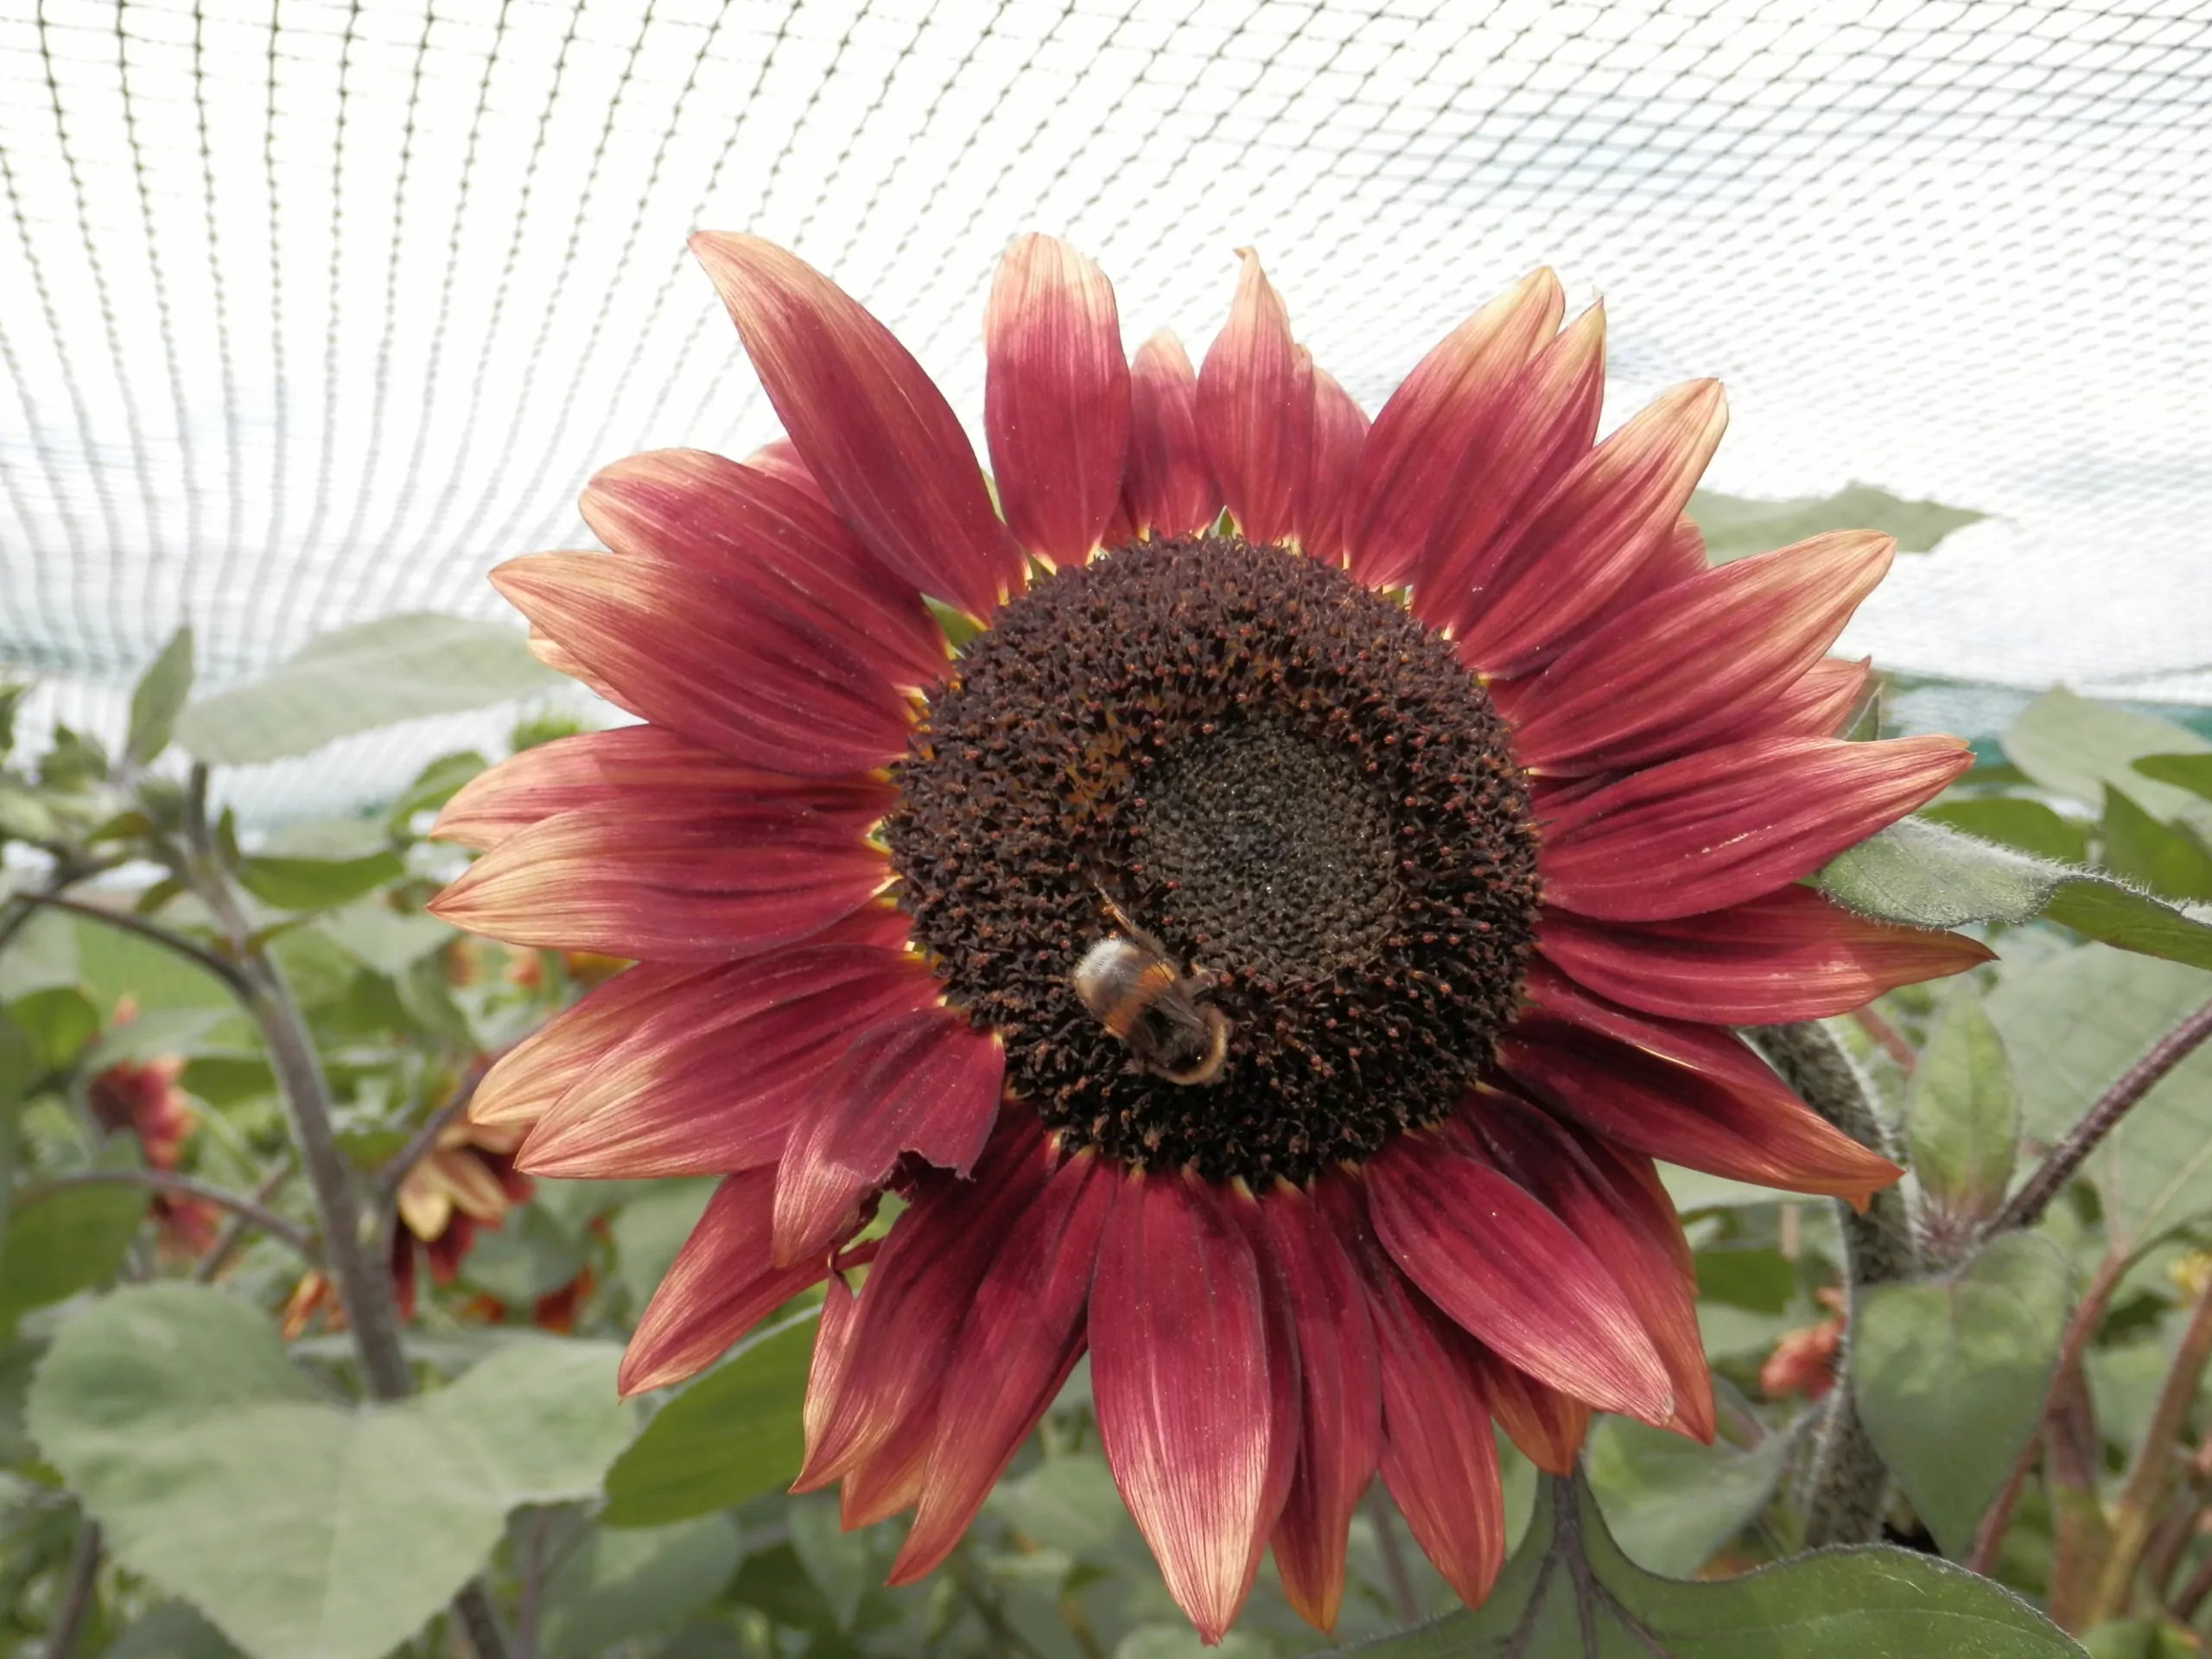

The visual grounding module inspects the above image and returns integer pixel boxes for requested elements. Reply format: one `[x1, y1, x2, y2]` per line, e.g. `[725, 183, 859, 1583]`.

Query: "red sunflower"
[429, 232, 1986, 1639]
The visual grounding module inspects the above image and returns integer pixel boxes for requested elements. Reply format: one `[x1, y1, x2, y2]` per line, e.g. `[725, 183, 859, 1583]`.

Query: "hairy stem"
[21, 1168, 316, 1262]
[180, 767, 509, 1658]
[41, 1520, 100, 1659]
[1749, 1020, 1916, 1548]
[1992, 995, 2212, 1236]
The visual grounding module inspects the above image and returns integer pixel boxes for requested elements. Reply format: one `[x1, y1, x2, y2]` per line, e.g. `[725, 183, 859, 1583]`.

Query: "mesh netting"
[2, 0, 2209, 817]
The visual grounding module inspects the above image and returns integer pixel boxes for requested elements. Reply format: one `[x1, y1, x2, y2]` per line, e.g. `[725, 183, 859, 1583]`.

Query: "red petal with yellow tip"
[1351, 1230, 1507, 1608]
[985, 233, 1130, 565]
[1411, 301, 1608, 620]
[1091, 1169, 1291, 1643]
[798, 1120, 1050, 1488]
[1499, 967, 1899, 1207]
[491, 552, 912, 774]
[431, 726, 893, 852]
[772, 1008, 1006, 1267]
[890, 1152, 1112, 1585]
[618, 1166, 830, 1395]
[1453, 378, 1726, 676]
[470, 962, 715, 1128]
[1198, 250, 1312, 549]
[1765, 656, 1874, 740]
[516, 951, 935, 1179]
[1464, 1094, 1713, 1442]
[1299, 367, 1369, 567]
[1124, 330, 1218, 537]
[1365, 1133, 1674, 1423]
[583, 448, 948, 689]
[1503, 531, 1896, 775]
[1467, 1344, 1590, 1476]
[1539, 734, 1974, 922]
[1346, 269, 1565, 588]
[1254, 1181, 1381, 1634]
[429, 803, 887, 961]
[688, 232, 1022, 619]
[1537, 886, 1993, 1025]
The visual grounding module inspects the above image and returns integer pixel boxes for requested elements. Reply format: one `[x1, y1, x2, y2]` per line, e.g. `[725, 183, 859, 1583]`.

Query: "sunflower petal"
[1499, 965, 1900, 1206]
[490, 552, 912, 773]
[985, 233, 1130, 565]
[1346, 269, 1565, 589]
[431, 726, 894, 852]
[772, 1010, 1007, 1266]
[583, 447, 949, 688]
[1505, 531, 1896, 774]
[470, 962, 716, 1127]
[1766, 656, 1875, 739]
[1539, 734, 1973, 921]
[1453, 378, 1726, 676]
[619, 1167, 829, 1395]
[688, 232, 1022, 619]
[429, 802, 887, 960]
[1464, 1343, 1590, 1475]
[1198, 249, 1313, 550]
[1092, 1169, 1290, 1643]
[1255, 1181, 1381, 1633]
[890, 1152, 1114, 1584]
[1537, 886, 1993, 1025]
[1298, 367, 1369, 568]
[1366, 1132, 1673, 1422]
[1124, 330, 1219, 537]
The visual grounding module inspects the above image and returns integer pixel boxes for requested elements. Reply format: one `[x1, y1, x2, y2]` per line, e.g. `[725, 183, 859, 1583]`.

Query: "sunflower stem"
[1749, 1020, 1916, 1549]
[179, 766, 512, 1659]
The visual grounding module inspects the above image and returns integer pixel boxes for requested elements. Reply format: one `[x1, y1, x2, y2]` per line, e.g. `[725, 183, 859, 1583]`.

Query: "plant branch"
[375, 1057, 496, 1210]
[2171, 1535, 2212, 1624]
[1749, 1020, 1916, 1548]
[1992, 995, 2212, 1236]
[191, 1164, 296, 1283]
[41, 1519, 101, 1659]
[180, 765, 510, 1659]
[11, 890, 252, 999]
[21, 1168, 316, 1262]
[2088, 1270, 2212, 1624]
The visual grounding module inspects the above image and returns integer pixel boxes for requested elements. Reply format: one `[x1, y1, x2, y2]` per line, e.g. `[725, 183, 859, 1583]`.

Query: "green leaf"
[2080, 1618, 2203, 1659]
[316, 901, 454, 977]
[1851, 1232, 2073, 1556]
[0, 1179, 147, 1336]
[1985, 946, 2212, 1236]
[107, 1601, 246, 1659]
[125, 626, 196, 767]
[1584, 1414, 1791, 1578]
[9, 984, 99, 1073]
[385, 750, 489, 833]
[1813, 817, 2212, 970]
[2101, 787, 2212, 902]
[1906, 984, 2019, 1224]
[538, 1514, 743, 1659]
[1344, 1472, 2082, 1656]
[2004, 690, 2212, 831]
[2135, 753, 2212, 804]
[235, 851, 405, 912]
[1921, 798, 2092, 865]
[26, 1285, 633, 1659]
[600, 1315, 815, 1528]
[1688, 483, 1986, 564]
[174, 613, 562, 765]
[609, 1177, 718, 1309]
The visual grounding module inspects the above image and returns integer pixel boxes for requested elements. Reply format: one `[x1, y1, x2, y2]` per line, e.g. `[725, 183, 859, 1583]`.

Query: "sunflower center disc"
[883, 534, 1541, 1184]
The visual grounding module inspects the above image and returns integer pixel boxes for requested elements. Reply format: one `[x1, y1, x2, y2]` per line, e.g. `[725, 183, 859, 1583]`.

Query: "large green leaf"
[600, 1314, 815, 1528]
[1921, 798, 2092, 865]
[235, 851, 406, 913]
[538, 1514, 743, 1659]
[2004, 690, 2212, 832]
[174, 614, 561, 765]
[1813, 817, 2212, 970]
[1584, 1414, 1791, 1579]
[1851, 1232, 2073, 1556]
[125, 626, 196, 768]
[26, 1285, 633, 1659]
[1906, 984, 2019, 1224]
[2101, 787, 2212, 902]
[1688, 484, 1986, 564]
[1985, 946, 2212, 1237]
[1341, 1472, 2082, 1656]
[0, 1175, 146, 1337]
[2136, 753, 2212, 804]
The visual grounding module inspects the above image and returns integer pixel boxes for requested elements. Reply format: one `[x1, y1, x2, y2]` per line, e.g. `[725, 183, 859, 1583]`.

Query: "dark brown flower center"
[882, 534, 1541, 1185]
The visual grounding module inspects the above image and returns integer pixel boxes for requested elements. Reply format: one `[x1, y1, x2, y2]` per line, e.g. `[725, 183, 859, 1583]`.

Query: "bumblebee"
[1071, 896, 1231, 1086]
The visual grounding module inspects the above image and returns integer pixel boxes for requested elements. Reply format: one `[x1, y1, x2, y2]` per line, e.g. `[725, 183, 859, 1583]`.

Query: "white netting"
[3, 0, 2209, 815]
